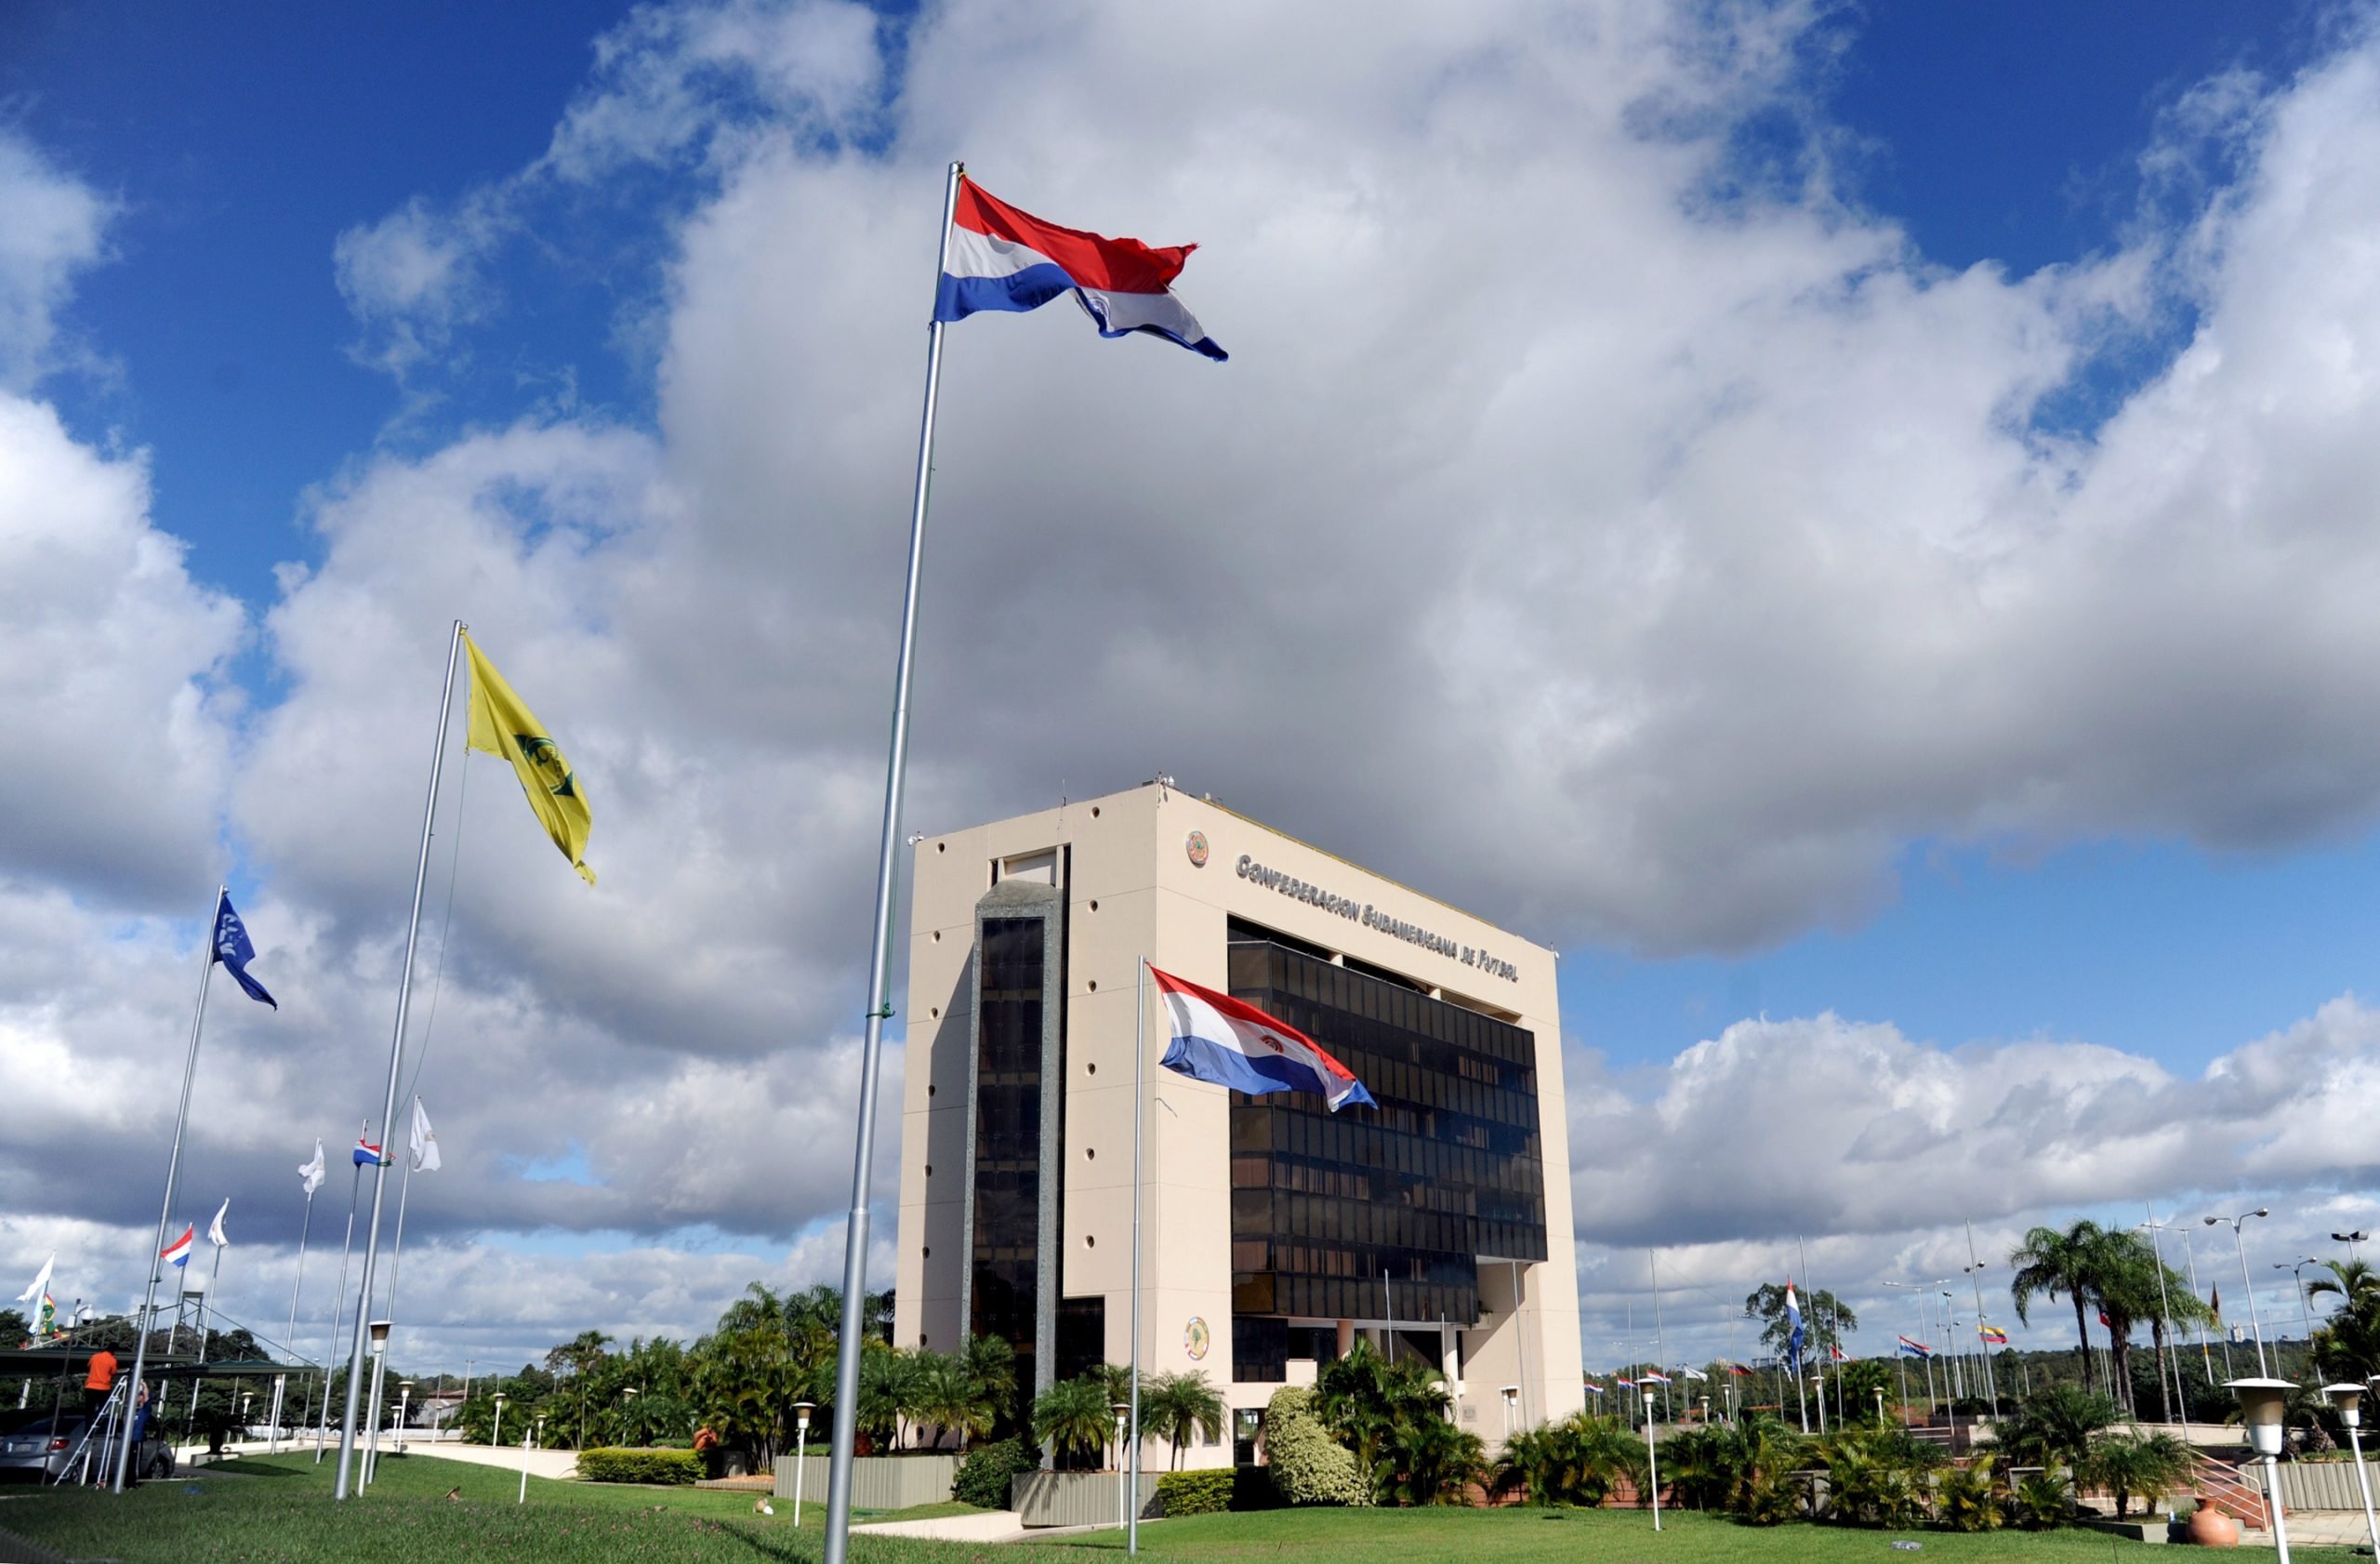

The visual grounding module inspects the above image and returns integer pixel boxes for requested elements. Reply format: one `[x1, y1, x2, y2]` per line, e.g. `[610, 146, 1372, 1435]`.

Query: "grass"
[1, 1460, 2371, 1564]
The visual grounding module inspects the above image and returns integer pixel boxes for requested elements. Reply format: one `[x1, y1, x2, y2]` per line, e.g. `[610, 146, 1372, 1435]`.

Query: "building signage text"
[1235, 854, 1520, 982]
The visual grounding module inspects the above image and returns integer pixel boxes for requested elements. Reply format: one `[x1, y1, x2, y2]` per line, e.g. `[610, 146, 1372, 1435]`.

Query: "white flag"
[298, 1140, 326, 1197]
[409, 1096, 442, 1173]
[15, 1253, 52, 1306]
[207, 1198, 231, 1249]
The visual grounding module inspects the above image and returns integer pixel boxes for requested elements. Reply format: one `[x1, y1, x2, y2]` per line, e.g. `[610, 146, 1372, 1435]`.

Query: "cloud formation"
[10, 1, 2380, 1372]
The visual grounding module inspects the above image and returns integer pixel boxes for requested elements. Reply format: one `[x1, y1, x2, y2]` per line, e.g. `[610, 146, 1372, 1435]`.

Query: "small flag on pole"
[1640, 1370, 1673, 1385]
[463, 630, 596, 885]
[1897, 1335, 1932, 1359]
[2210, 1285, 2222, 1323]
[211, 891, 277, 1009]
[409, 1097, 442, 1173]
[1583, 1382, 1606, 1396]
[1978, 1323, 2009, 1345]
[1726, 1362, 1752, 1377]
[299, 1141, 326, 1196]
[161, 1226, 193, 1269]
[1680, 1367, 1709, 1382]
[14, 1253, 51, 1306]
[207, 1199, 230, 1249]
[1153, 966, 1376, 1111]
[353, 1133, 385, 1168]
[35, 1292, 57, 1341]
[934, 179, 1227, 360]
[1784, 1281, 1805, 1372]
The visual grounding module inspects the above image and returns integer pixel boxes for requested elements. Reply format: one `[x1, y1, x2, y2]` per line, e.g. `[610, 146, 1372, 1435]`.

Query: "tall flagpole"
[364, 1142, 416, 1483]
[271, 1180, 316, 1453]
[316, 1135, 366, 1459]
[336, 620, 465, 1501]
[1129, 958, 1147, 1556]
[112, 885, 222, 1493]
[821, 158, 963, 1564]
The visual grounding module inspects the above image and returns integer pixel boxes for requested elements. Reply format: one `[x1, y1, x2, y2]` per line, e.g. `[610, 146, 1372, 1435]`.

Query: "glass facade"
[1227, 937, 1546, 1346]
[971, 916, 1048, 1390]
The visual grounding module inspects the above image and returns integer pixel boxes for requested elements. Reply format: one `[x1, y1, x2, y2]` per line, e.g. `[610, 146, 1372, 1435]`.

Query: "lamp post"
[492, 1391, 506, 1451]
[1645, 1393, 1662, 1533]
[1810, 1376, 1827, 1435]
[1112, 1402, 1131, 1531]
[2325, 1383, 2380, 1557]
[242, 1391, 254, 1441]
[2207, 1211, 2272, 1375]
[519, 1427, 534, 1504]
[363, 1319, 391, 1484]
[2335, 1232, 2371, 1265]
[2278, 1259, 2320, 1347]
[793, 1402, 815, 1529]
[396, 1380, 414, 1454]
[1875, 1387, 1886, 1426]
[2228, 1378, 2295, 1562]
[622, 1386, 640, 1448]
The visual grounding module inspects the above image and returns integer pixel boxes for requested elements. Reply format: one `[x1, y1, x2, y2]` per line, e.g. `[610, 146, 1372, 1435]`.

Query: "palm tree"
[2095, 1235, 2211, 1422]
[1986, 1383, 2119, 1473]
[1141, 1372, 1225, 1469]
[916, 1352, 996, 1450]
[2010, 1219, 2106, 1384]
[1491, 1412, 1648, 1507]
[1032, 1373, 1119, 1468]
[857, 1345, 926, 1449]
[2310, 1260, 2380, 1384]
[960, 1334, 1020, 1438]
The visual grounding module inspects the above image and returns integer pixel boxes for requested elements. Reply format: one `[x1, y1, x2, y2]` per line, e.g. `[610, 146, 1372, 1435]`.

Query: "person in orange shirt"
[84, 1346, 118, 1413]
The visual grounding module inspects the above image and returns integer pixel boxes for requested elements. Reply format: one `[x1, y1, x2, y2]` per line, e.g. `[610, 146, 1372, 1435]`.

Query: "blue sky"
[9, 0, 2380, 1374]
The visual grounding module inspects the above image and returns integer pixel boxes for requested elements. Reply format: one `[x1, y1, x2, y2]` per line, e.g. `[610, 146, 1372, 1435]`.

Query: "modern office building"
[893, 781, 1583, 1461]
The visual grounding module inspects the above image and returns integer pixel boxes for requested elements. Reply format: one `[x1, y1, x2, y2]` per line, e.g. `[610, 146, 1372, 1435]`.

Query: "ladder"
[49, 1378, 128, 1487]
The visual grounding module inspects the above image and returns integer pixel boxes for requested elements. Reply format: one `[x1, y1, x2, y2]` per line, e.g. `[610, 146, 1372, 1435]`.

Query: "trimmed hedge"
[1263, 1387, 1370, 1506]
[1157, 1469, 1234, 1516]
[953, 1438, 1041, 1508]
[578, 1447, 703, 1486]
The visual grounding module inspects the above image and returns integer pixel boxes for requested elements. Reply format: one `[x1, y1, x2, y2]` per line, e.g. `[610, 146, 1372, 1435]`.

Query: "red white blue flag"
[1897, 1334, 1932, 1359]
[160, 1226, 193, 1269]
[933, 179, 1226, 361]
[1154, 966, 1375, 1111]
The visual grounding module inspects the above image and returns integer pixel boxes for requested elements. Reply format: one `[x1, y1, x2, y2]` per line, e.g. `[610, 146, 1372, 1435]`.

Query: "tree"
[2310, 1260, 2380, 1385]
[1985, 1383, 2119, 1473]
[1741, 1283, 1857, 1372]
[1313, 1339, 1460, 1503]
[2082, 1431, 2192, 1518]
[960, 1333, 1020, 1440]
[857, 1345, 925, 1449]
[916, 1352, 997, 1450]
[1140, 1371, 1225, 1469]
[2010, 1219, 2106, 1385]
[1032, 1373, 1119, 1467]
[1492, 1412, 1647, 1507]
[2092, 1234, 2210, 1422]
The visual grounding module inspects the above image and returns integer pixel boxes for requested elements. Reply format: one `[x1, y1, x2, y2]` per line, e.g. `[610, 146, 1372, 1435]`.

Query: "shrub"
[1157, 1468, 1236, 1515]
[1263, 1387, 1371, 1507]
[578, 1447, 701, 1485]
[1934, 1456, 2003, 1532]
[953, 1437, 1041, 1508]
[2011, 1469, 2073, 1530]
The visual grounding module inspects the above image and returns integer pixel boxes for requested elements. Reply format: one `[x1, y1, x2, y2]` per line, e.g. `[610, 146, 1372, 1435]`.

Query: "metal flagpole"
[189, 1237, 224, 1436]
[821, 159, 964, 1564]
[317, 1137, 366, 1459]
[1128, 958, 1147, 1556]
[1649, 1251, 1669, 1425]
[271, 1181, 316, 1453]
[112, 885, 222, 1493]
[1963, 1222, 2000, 1418]
[364, 1145, 416, 1485]
[336, 619, 466, 1501]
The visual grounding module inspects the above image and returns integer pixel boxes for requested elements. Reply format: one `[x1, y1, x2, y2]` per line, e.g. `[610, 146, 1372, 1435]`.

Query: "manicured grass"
[2, 1464, 2369, 1564]
[1023, 1505, 2372, 1562]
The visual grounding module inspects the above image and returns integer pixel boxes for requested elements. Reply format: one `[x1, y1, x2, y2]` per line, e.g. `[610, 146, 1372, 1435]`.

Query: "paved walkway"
[853, 1511, 1034, 1543]
[175, 1437, 581, 1480]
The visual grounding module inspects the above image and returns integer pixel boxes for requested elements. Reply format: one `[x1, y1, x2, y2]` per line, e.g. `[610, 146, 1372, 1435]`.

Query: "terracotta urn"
[2186, 1502, 2241, 1546]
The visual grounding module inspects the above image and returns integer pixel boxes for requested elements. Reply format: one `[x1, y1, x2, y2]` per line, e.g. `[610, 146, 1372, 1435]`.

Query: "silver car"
[0, 1408, 174, 1484]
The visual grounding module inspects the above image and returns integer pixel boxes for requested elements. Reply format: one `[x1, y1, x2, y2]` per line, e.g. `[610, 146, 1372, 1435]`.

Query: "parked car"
[0, 1407, 175, 1484]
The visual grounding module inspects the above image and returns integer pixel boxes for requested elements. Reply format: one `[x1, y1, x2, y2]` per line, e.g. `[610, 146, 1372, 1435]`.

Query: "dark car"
[0, 1407, 174, 1484]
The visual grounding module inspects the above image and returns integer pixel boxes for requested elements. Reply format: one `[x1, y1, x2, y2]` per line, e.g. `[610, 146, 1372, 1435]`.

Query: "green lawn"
[0, 1459, 2369, 1564]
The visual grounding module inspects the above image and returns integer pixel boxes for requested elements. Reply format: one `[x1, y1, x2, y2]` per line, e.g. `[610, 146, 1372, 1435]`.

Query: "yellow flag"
[463, 630, 596, 884]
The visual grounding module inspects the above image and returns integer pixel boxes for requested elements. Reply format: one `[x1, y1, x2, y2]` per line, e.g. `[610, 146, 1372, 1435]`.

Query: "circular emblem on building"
[1184, 830, 1210, 868]
[1184, 1316, 1210, 1359]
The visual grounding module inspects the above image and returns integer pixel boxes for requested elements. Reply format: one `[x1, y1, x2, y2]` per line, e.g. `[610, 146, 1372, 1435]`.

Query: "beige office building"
[893, 782, 1583, 1460]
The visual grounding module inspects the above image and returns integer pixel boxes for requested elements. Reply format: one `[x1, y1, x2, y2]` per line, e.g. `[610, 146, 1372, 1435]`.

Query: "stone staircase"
[2188, 1449, 2268, 1531]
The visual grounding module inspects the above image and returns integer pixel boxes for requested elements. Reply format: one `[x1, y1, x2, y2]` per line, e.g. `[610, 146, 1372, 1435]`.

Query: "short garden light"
[793, 1401, 815, 1528]
[2323, 1383, 2378, 1557]
[2227, 1378, 2296, 1564]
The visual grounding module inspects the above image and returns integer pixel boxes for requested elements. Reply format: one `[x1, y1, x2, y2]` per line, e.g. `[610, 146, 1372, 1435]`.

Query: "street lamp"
[2227, 1378, 2296, 1564]
[2324, 1383, 2379, 1557]
[2206, 1212, 2273, 1376]
[792, 1402, 815, 1529]
[397, 1381, 414, 1454]
[622, 1386, 640, 1448]
[364, 1319, 392, 1485]
[1875, 1387, 1886, 1426]
[2335, 1232, 2371, 1265]
[492, 1391, 507, 1450]
[1810, 1376, 1827, 1435]
[1113, 1402, 1132, 1530]
[2279, 1259, 2321, 1346]
[242, 1391, 254, 1438]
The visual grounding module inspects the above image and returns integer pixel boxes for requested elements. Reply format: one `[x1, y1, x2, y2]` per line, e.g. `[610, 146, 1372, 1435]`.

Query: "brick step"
[2188, 1451, 2268, 1531]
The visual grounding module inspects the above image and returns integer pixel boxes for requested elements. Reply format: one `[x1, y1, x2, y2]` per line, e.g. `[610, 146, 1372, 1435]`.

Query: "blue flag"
[1785, 1281, 1805, 1374]
[213, 892, 277, 1009]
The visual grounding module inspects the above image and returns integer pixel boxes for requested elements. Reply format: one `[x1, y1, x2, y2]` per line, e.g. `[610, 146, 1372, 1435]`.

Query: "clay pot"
[2186, 1503, 2241, 1546]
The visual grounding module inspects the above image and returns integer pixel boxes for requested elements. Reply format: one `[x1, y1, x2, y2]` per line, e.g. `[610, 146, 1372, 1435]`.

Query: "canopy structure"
[0, 1347, 318, 1383]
